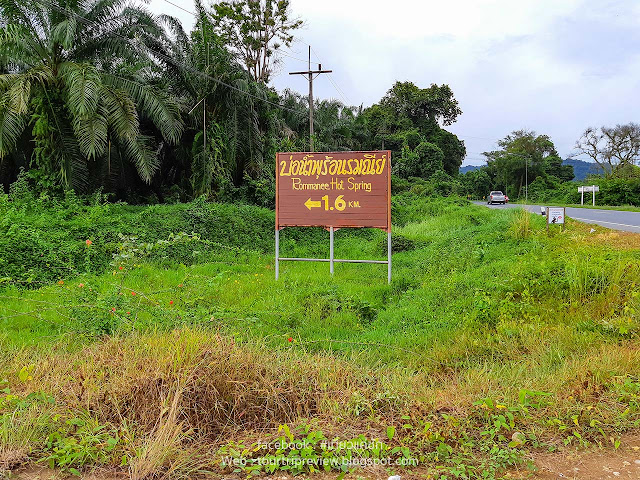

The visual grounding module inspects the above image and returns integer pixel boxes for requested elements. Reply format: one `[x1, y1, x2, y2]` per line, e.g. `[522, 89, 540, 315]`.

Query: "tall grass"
[508, 208, 532, 239]
[1, 196, 639, 477]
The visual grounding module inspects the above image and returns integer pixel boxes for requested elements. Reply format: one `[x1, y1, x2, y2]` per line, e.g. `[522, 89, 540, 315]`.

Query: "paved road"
[473, 201, 640, 233]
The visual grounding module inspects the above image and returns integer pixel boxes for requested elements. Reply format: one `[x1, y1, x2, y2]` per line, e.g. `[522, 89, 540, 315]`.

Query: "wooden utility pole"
[289, 46, 332, 152]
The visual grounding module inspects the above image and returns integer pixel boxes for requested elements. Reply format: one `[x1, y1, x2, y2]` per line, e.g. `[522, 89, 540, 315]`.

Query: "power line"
[32, 0, 304, 116]
[326, 75, 350, 105]
[160, 0, 196, 17]
[309, 45, 351, 105]
[278, 50, 309, 63]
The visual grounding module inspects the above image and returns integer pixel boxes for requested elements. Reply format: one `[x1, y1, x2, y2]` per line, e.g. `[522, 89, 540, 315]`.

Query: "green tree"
[543, 155, 574, 182]
[395, 141, 444, 179]
[460, 168, 492, 198]
[362, 81, 465, 174]
[154, 0, 279, 201]
[211, 0, 302, 84]
[483, 130, 571, 198]
[379, 81, 462, 127]
[0, 0, 183, 190]
[431, 129, 465, 176]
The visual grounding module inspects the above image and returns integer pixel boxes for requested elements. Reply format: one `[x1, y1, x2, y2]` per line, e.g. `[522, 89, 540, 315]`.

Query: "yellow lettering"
[348, 177, 372, 192]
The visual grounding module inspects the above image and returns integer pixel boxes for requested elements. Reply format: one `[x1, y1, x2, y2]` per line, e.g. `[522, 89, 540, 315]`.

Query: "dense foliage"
[0, 0, 467, 205]
[0, 0, 184, 191]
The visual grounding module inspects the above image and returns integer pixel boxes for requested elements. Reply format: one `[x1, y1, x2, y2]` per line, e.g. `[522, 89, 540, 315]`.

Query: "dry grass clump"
[0, 448, 27, 474]
[8, 329, 417, 440]
[5, 327, 640, 479]
[129, 386, 210, 480]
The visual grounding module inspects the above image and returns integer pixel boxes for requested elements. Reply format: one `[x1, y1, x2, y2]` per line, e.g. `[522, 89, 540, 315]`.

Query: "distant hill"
[459, 159, 603, 181]
[459, 165, 482, 174]
[563, 158, 604, 181]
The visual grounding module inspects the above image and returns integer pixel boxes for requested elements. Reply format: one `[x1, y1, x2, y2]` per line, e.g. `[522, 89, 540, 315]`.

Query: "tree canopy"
[0, 0, 185, 191]
[364, 81, 466, 178]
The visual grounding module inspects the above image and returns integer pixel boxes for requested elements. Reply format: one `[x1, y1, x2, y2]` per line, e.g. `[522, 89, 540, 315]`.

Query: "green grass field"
[1, 194, 640, 479]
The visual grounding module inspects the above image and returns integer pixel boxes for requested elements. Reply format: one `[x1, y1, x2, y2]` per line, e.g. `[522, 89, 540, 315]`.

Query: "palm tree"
[0, 0, 184, 189]
[156, 0, 273, 198]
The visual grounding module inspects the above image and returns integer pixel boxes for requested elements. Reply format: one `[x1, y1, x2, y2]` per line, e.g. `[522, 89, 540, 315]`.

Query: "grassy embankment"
[1, 191, 640, 479]
[512, 199, 640, 213]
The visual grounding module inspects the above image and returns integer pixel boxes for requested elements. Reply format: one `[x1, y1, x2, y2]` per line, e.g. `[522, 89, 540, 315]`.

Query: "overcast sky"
[150, 0, 640, 166]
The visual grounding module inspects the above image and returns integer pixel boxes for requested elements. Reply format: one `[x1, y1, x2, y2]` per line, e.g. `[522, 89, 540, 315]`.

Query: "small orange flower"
[119, 266, 123, 270]
[169, 300, 174, 305]
[131, 291, 136, 296]
[111, 307, 116, 312]
[58, 280, 64, 285]
[78, 283, 84, 288]
[85, 239, 92, 246]
[288, 337, 293, 342]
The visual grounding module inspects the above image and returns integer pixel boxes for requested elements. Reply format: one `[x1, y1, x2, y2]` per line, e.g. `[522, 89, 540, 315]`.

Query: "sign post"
[546, 206, 566, 233]
[275, 151, 392, 283]
[578, 185, 599, 206]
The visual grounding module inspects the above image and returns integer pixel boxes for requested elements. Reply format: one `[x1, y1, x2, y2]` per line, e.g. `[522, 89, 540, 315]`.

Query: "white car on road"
[487, 191, 507, 205]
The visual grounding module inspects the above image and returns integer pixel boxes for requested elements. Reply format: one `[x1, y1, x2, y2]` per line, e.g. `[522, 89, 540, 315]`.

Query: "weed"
[508, 208, 532, 239]
[44, 416, 121, 475]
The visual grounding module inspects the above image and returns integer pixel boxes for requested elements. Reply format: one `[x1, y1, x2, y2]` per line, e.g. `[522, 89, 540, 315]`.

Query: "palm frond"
[101, 85, 139, 140]
[55, 130, 88, 190]
[72, 105, 108, 160]
[59, 62, 101, 117]
[0, 93, 27, 157]
[0, 73, 20, 90]
[83, 0, 129, 25]
[119, 133, 158, 183]
[71, 35, 145, 67]
[103, 74, 184, 144]
[100, 84, 160, 183]
[0, 24, 44, 69]
[159, 14, 189, 48]
[6, 73, 31, 113]
[50, 16, 77, 49]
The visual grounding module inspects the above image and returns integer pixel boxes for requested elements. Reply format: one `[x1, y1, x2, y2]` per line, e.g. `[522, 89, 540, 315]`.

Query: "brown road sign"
[276, 151, 391, 231]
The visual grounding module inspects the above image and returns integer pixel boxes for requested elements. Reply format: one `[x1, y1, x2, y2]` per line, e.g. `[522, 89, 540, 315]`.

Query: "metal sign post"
[578, 185, 599, 206]
[275, 151, 392, 283]
[329, 226, 334, 275]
